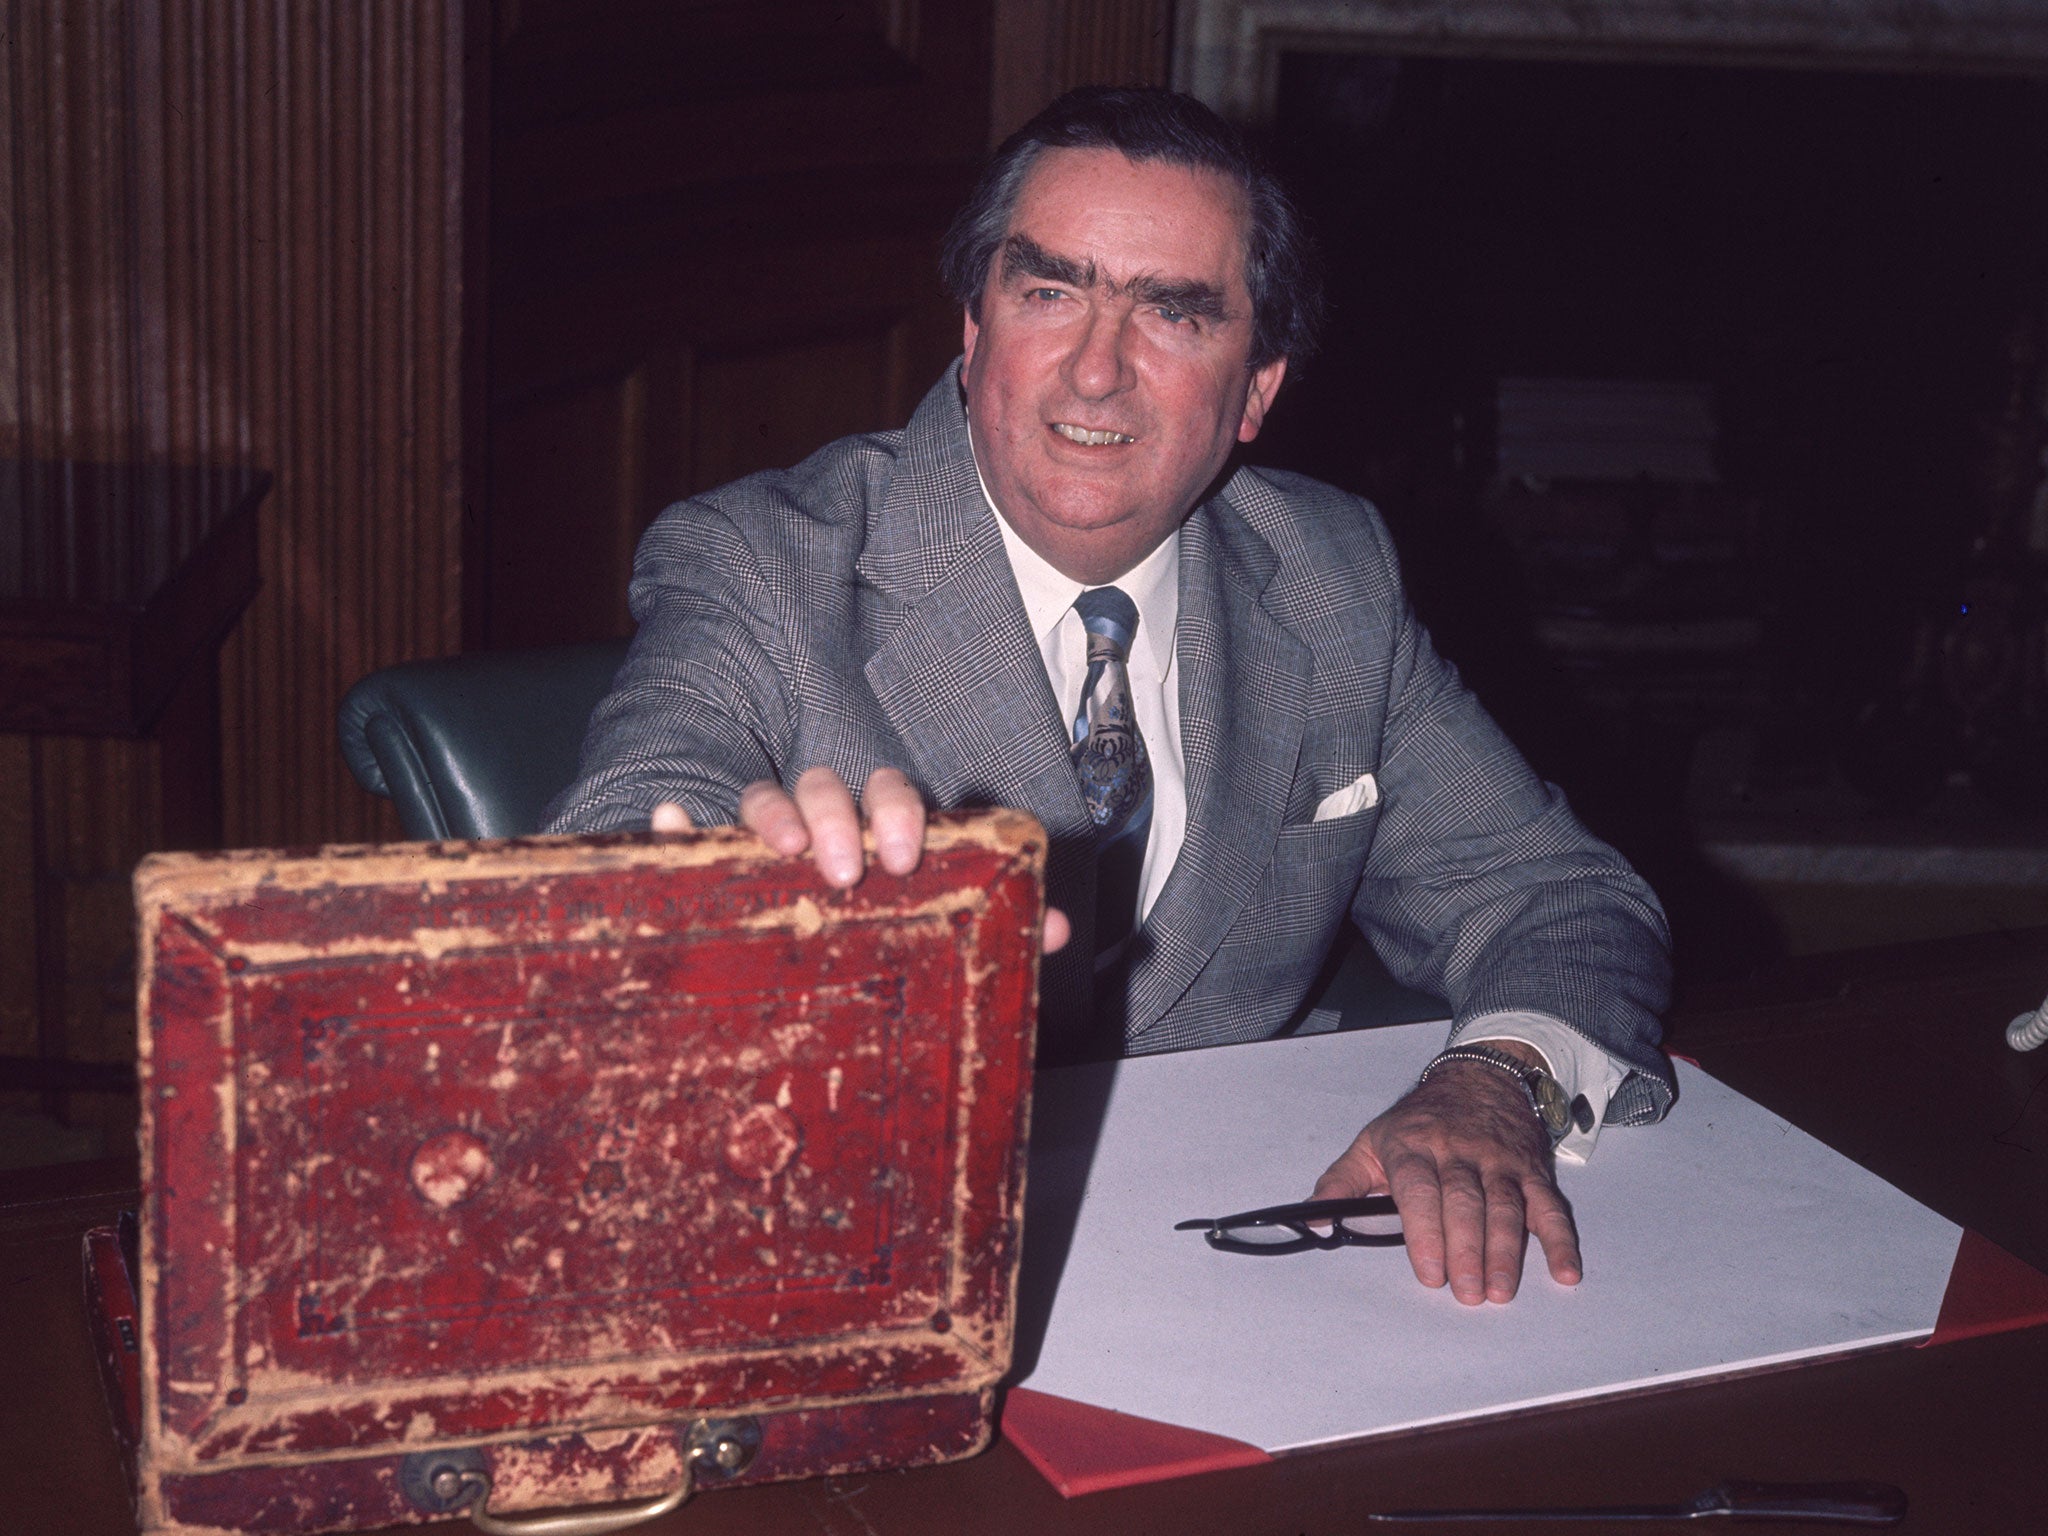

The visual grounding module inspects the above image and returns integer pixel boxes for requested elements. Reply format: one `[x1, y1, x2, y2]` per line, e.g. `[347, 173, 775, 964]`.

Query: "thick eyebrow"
[999, 233, 1234, 324]
[1000, 234, 1096, 292]
[1126, 274, 1230, 322]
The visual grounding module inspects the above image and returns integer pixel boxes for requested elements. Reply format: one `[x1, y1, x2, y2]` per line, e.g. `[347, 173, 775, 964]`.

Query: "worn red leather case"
[96, 811, 1045, 1535]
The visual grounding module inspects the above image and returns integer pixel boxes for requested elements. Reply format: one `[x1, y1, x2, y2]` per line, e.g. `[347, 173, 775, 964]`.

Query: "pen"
[1365, 1480, 1906, 1525]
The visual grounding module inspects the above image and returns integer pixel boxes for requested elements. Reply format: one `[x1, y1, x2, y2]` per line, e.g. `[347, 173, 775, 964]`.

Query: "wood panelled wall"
[2, 0, 472, 1146]
[484, 0, 1173, 650]
[482, 0, 988, 649]
[991, 0, 1174, 142]
[2, 0, 470, 850]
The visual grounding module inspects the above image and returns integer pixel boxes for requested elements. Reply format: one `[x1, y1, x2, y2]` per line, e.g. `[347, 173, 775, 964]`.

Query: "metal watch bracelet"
[1417, 1044, 1590, 1145]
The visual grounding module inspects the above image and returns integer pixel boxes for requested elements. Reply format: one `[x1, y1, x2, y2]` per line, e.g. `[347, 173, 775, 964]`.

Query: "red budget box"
[89, 810, 1046, 1535]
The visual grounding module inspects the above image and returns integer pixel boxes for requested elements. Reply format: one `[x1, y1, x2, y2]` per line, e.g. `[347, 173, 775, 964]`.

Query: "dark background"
[1252, 54, 2048, 987]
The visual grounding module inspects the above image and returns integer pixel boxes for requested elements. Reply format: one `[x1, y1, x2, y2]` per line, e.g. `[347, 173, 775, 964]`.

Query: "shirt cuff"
[1451, 1011, 1628, 1165]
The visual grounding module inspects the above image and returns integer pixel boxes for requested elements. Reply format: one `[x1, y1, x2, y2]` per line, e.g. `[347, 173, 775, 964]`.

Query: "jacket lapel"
[855, 369, 1100, 1035]
[1125, 486, 1312, 1036]
[855, 369, 1088, 833]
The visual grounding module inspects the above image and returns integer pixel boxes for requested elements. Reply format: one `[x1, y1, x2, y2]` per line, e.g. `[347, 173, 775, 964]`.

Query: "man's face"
[961, 147, 1288, 584]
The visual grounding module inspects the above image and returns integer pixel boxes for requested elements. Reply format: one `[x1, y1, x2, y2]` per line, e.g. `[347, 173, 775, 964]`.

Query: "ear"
[961, 308, 981, 373]
[1237, 356, 1288, 443]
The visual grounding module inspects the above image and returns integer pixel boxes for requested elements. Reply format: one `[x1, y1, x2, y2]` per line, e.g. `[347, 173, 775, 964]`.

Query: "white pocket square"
[1313, 771, 1379, 822]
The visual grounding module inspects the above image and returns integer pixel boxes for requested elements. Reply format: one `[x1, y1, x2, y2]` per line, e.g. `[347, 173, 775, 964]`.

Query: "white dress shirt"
[975, 469, 1624, 1161]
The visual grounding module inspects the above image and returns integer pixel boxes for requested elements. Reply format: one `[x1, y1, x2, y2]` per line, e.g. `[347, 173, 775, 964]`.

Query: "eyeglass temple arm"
[1173, 1194, 1397, 1231]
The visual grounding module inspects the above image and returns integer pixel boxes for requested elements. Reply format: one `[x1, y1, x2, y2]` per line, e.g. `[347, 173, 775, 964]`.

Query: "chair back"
[337, 642, 629, 839]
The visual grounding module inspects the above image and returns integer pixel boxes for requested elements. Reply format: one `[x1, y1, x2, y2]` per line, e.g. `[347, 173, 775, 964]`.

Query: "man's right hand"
[651, 766, 1069, 953]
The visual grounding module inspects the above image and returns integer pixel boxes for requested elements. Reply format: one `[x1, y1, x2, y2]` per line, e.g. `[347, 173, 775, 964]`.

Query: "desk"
[6, 928, 2046, 1534]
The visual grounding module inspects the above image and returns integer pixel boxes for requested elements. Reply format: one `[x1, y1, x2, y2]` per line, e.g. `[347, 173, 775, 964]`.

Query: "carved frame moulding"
[1176, 1, 2048, 119]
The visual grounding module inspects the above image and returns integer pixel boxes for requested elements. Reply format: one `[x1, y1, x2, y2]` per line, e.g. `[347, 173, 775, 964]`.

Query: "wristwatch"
[1418, 1044, 1593, 1146]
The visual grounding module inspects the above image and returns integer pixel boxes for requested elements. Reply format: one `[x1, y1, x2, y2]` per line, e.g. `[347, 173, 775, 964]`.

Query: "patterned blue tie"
[1071, 586, 1152, 958]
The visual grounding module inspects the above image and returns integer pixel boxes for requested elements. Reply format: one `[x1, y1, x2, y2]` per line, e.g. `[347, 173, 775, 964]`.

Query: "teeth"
[1053, 423, 1135, 446]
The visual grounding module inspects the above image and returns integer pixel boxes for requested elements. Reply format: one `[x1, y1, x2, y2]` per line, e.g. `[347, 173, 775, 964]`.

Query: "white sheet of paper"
[1017, 1021, 1962, 1453]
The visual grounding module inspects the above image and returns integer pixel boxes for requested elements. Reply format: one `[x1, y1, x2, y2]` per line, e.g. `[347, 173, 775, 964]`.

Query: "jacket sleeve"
[1348, 513, 1676, 1127]
[542, 495, 797, 836]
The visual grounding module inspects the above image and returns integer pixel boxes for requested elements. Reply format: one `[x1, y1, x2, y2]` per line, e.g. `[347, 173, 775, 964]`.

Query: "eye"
[1027, 287, 1067, 303]
[1157, 307, 1189, 325]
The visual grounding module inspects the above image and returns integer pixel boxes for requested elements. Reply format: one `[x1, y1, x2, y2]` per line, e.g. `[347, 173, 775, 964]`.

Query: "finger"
[1310, 1151, 1385, 1206]
[1310, 1116, 1391, 1205]
[860, 767, 926, 876]
[792, 766, 864, 886]
[1482, 1178, 1531, 1304]
[1383, 1154, 1449, 1292]
[1308, 1167, 1350, 1203]
[738, 780, 813, 857]
[1299, 1132, 1387, 1234]
[1434, 1162, 1490, 1306]
[1525, 1177, 1582, 1287]
[650, 802, 693, 834]
[1042, 905, 1071, 955]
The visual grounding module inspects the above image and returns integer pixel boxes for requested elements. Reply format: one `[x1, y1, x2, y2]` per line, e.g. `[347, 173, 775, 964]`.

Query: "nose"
[1063, 304, 1135, 401]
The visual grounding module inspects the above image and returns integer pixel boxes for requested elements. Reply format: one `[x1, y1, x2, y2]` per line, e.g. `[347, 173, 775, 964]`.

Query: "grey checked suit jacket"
[547, 365, 1676, 1126]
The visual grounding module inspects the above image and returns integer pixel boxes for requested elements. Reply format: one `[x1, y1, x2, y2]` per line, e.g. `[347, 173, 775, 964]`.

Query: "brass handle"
[435, 1463, 692, 1536]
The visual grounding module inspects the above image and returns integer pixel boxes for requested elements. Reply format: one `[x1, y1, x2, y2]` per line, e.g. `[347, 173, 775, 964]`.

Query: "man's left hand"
[1310, 1043, 1579, 1305]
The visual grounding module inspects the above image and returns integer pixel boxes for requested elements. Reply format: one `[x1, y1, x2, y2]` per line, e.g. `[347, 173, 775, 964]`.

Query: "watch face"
[1531, 1073, 1573, 1134]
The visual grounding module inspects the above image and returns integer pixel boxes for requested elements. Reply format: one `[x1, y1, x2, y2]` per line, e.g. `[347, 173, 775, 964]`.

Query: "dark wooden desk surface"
[8, 929, 2048, 1534]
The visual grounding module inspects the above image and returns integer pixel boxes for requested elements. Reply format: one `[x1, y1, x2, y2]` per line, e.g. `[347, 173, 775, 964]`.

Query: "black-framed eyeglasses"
[1173, 1195, 1403, 1255]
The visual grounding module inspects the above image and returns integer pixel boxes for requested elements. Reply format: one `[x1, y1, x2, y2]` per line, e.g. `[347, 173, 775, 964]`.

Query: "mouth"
[1051, 422, 1136, 447]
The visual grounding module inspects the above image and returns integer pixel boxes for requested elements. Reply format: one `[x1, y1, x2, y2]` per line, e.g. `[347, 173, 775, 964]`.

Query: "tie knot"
[1074, 585, 1139, 654]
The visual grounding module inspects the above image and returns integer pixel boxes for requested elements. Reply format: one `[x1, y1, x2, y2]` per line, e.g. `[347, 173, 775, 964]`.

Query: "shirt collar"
[970, 440, 1180, 676]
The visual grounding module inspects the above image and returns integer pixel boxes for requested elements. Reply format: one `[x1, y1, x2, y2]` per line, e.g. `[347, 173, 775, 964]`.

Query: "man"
[547, 87, 1674, 1306]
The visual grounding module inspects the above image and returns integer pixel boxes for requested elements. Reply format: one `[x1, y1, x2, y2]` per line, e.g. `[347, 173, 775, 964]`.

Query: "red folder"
[1004, 1227, 2048, 1498]
[1924, 1228, 2048, 1346]
[1001, 1387, 1268, 1496]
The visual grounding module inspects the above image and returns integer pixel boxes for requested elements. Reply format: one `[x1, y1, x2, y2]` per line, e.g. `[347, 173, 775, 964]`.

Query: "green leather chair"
[337, 642, 629, 839]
